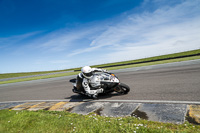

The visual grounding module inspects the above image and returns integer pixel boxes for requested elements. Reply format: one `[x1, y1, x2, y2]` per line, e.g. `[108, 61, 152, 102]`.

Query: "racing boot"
[72, 87, 80, 93]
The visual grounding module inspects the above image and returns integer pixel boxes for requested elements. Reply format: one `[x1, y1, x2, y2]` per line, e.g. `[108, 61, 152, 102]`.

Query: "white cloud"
[26, 24, 107, 54]
[0, 31, 40, 48]
[70, 0, 200, 64]
[49, 60, 69, 64]
[36, 31, 86, 52]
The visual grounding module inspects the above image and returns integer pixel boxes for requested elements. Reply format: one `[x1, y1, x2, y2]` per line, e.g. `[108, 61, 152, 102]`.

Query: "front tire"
[118, 83, 130, 94]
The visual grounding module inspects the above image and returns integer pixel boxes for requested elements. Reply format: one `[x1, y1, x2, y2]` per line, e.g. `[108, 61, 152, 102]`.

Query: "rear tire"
[118, 83, 130, 94]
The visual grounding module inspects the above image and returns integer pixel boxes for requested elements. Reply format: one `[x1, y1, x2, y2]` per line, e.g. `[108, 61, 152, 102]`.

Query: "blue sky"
[0, 0, 200, 73]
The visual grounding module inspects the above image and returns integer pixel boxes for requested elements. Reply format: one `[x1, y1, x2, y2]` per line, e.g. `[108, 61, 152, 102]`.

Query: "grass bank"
[0, 71, 80, 84]
[0, 110, 199, 133]
[0, 69, 74, 80]
[0, 49, 200, 84]
[106, 55, 200, 70]
[74, 49, 200, 71]
[0, 55, 199, 85]
[91, 49, 200, 69]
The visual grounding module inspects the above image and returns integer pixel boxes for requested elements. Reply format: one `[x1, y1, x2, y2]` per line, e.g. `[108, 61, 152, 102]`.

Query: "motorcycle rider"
[74, 66, 107, 98]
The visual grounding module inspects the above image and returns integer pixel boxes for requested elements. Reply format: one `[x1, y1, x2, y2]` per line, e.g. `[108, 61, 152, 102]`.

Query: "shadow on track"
[65, 93, 127, 102]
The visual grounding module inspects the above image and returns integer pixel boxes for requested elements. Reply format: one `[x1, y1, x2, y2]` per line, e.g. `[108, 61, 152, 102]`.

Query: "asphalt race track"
[0, 60, 200, 102]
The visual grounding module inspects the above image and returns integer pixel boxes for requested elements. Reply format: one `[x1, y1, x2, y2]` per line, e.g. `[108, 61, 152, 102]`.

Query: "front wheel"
[115, 83, 130, 94]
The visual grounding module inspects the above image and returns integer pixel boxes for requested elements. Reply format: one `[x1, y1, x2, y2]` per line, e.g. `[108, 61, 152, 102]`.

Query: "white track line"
[0, 99, 200, 104]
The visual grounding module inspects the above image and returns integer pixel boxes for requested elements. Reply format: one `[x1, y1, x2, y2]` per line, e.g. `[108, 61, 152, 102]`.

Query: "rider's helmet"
[81, 66, 93, 79]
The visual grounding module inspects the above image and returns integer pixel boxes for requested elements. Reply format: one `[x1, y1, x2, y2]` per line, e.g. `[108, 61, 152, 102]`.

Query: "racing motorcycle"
[69, 72, 130, 98]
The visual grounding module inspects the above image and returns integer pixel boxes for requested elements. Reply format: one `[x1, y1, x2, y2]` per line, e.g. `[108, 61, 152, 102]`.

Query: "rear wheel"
[116, 83, 130, 94]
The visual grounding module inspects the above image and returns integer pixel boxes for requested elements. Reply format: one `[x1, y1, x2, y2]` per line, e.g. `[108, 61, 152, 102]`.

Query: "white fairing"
[110, 75, 120, 83]
[102, 73, 119, 83]
[90, 73, 119, 88]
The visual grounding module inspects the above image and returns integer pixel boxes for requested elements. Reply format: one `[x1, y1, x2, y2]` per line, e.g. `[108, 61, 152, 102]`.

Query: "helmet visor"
[83, 72, 93, 77]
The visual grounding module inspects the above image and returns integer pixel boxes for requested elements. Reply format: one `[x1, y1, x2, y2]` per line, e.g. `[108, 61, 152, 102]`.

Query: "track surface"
[0, 60, 200, 102]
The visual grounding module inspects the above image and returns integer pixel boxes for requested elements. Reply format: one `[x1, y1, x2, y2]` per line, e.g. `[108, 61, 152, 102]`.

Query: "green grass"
[0, 71, 80, 84]
[90, 48, 200, 69]
[0, 110, 199, 133]
[0, 69, 74, 79]
[105, 55, 200, 71]
[0, 55, 199, 85]
[0, 49, 200, 84]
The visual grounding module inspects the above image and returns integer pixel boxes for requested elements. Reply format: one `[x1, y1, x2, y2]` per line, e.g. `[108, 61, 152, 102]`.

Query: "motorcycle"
[69, 72, 130, 98]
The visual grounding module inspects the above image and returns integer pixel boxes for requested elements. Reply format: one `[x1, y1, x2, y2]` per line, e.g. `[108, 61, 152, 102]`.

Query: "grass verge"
[0, 55, 200, 85]
[0, 69, 75, 80]
[1, 49, 200, 79]
[0, 110, 199, 133]
[106, 55, 200, 70]
[0, 71, 80, 84]
[91, 49, 200, 68]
